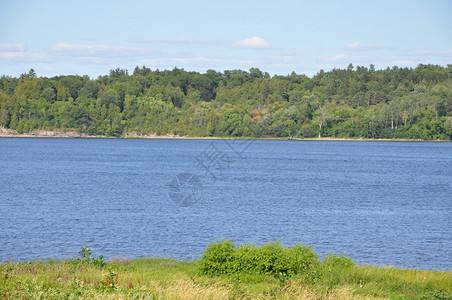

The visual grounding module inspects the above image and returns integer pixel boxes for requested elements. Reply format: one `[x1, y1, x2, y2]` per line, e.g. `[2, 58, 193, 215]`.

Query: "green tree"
[0, 108, 9, 127]
[41, 87, 56, 102]
[443, 116, 452, 139]
[100, 89, 121, 109]
[79, 80, 101, 99]
[164, 85, 185, 108]
[220, 108, 244, 136]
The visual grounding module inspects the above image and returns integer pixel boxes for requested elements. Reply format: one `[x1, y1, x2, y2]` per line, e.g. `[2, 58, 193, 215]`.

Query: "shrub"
[419, 290, 452, 300]
[323, 253, 355, 269]
[320, 253, 356, 286]
[78, 246, 106, 267]
[198, 240, 235, 275]
[232, 242, 259, 273]
[199, 240, 320, 281]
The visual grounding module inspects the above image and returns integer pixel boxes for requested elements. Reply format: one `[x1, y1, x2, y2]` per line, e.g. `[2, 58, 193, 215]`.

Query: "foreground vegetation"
[1, 64, 452, 140]
[1, 242, 451, 299]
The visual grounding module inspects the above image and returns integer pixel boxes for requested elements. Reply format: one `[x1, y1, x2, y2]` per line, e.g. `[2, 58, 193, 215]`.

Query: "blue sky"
[1, 0, 451, 78]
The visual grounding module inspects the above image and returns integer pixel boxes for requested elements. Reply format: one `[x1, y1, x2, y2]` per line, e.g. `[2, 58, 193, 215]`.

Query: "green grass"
[1, 243, 451, 299]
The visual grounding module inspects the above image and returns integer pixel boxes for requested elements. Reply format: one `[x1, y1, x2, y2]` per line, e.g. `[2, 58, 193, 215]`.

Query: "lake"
[0, 137, 451, 270]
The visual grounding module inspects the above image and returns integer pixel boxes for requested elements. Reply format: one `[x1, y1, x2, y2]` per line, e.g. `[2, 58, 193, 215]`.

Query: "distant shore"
[0, 127, 449, 142]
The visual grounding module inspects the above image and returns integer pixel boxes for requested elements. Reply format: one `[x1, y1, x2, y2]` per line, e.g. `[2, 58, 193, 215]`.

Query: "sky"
[0, 0, 451, 78]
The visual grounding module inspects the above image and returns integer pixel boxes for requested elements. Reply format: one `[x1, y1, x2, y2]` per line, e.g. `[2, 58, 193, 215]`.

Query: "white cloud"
[346, 42, 382, 51]
[140, 56, 221, 68]
[0, 43, 26, 52]
[260, 55, 297, 64]
[326, 54, 349, 62]
[0, 52, 26, 60]
[233, 36, 272, 49]
[440, 49, 452, 56]
[28, 53, 53, 62]
[48, 43, 146, 57]
[76, 57, 108, 64]
[0, 43, 51, 63]
[130, 38, 214, 45]
[0, 43, 27, 61]
[40, 66, 56, 72]
[171, 57, 219, 64]
[237, 59, 255, 65]
[391, 59, 423, 66]
[80, 38, 96, 42]
[269, 63, 296, 69]
[319, 46, 452, 72]
[406, 49, 431, 55]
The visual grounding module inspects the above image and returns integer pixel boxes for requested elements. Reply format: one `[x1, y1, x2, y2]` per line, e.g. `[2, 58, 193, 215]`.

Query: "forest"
[1, 64, 451, 140]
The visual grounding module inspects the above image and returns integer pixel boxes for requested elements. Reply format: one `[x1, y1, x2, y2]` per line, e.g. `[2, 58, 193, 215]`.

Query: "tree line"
[1, 64, 451, 140]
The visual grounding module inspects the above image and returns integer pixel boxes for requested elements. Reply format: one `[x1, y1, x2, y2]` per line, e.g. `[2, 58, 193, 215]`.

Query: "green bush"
[232, 242, 260, 273]
[78, 245, 106, 267]
[323, 253, 355, 269]
[419, 290, 452, 300]
[320, 253, 356, 287]
[199, 240, 235, 275]
[199, 240, 320, 280]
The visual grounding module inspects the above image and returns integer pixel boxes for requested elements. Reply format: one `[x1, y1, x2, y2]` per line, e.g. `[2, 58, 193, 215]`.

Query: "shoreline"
[0, 128, 449, 142]
[1, 255, 450, 272]
[1, 256, 451, 299]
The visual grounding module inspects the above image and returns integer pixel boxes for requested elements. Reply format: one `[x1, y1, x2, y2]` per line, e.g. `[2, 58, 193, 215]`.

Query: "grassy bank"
[1, 243, 451, 299]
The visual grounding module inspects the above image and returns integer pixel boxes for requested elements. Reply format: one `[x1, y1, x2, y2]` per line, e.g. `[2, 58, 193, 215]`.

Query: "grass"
[1, 244, 451, 299]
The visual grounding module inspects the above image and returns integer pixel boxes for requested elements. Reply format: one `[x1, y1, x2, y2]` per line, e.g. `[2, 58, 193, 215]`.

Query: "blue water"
[0, 138, 451, 270]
